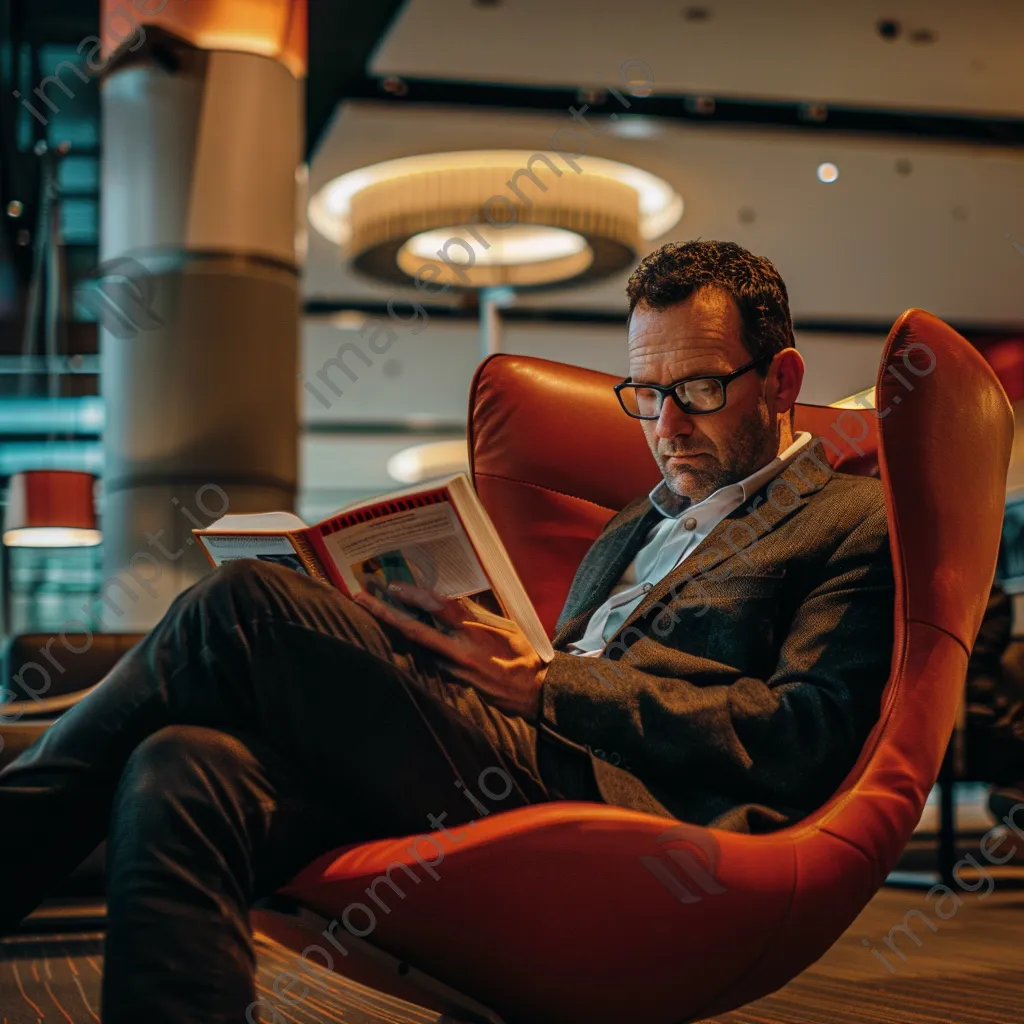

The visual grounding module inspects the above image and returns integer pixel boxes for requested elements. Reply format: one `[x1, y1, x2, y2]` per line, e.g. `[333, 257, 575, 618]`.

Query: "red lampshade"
[3, 470, 101, 548]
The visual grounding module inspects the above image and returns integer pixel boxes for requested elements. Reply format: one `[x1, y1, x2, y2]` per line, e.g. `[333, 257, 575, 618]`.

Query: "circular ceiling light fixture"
[309, 151, 683, 290]
[386, 439, 470, 485]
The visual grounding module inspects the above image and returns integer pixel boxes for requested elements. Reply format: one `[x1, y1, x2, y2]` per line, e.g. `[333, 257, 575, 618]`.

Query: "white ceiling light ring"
[392, 238, 595, 290]
[353, 220, 637, 292]
[357, 230, 637, 291]
[309, 151, 684, 243]
[310, 150, 683, 290]
[346, 168, 641, 289]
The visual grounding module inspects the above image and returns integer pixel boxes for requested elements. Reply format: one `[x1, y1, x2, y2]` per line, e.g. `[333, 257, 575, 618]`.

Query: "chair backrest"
[468, 308, 1012, 878]
[1, 632, 145, 717]
[469, 347, 879, 638]
[810, 309, 1012, 873]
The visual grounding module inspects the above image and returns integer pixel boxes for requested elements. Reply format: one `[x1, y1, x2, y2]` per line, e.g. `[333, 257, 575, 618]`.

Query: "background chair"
[268, 308, 1011, 1024]
[0, 632, 144, 767]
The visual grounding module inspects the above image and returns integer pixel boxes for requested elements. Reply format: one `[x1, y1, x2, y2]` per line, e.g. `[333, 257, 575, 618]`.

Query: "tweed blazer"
[537, 438, 895, 833]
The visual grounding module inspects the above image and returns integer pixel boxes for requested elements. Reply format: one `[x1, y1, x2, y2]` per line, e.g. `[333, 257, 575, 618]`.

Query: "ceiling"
[371, 0, 1024, 117]
[304, 0, 1024, 328]
[305, 102, 1024, 325]
[296, 0, 1023, 514]
[1, 0, 1022, 521]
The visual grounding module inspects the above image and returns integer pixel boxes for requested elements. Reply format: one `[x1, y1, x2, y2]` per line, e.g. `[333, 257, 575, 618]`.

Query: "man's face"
[627, 290, 783, 505]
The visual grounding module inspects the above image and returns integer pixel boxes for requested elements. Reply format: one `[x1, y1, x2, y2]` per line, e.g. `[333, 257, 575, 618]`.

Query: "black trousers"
[0, 559, 602, 1023]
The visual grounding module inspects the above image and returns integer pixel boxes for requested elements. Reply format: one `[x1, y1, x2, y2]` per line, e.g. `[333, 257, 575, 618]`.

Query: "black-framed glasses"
[614, 352, 774, 419]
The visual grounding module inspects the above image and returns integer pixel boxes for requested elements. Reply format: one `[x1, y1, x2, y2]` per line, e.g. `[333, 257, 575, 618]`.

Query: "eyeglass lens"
[621, 378, 725, 417]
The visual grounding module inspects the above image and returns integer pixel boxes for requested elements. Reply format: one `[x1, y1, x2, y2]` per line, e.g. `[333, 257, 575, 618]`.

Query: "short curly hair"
[626, 240, 795, 365]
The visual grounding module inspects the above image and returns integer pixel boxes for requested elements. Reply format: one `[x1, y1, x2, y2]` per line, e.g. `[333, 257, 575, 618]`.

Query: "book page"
[198, 534, 310, 576]
[322, 501, 494, 599]
[203, 511, 307, 532]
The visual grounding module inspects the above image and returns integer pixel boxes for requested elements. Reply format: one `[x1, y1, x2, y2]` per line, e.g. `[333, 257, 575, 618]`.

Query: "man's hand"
[352, 581, 548, 721]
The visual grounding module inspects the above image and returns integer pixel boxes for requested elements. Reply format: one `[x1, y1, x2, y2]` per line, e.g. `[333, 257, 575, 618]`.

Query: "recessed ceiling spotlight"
[816, 162, 839, 183]
[609, 117, 662, 140]
[682, 6, 711, 20]
[909, 27, 936, 43]
[800, 102, 828, 122]
[895, 158, 913, 176]
[578, 86, 608, 105]
[380, 76, 408, 96]
[876, 18, 901, 40]
[685, 95, 716, 115]
[328, 310, 369, 331]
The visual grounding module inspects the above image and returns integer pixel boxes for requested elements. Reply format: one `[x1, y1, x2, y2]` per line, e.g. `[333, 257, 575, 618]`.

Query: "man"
[0, 240, 894, 1022]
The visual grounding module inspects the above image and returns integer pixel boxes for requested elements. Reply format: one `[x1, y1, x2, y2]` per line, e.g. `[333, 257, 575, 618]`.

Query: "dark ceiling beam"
[331, 74, 1024, 148]
[7, 0, 96, 43]
[303, 299, 1024, 339]
[306, 0, 409, 158]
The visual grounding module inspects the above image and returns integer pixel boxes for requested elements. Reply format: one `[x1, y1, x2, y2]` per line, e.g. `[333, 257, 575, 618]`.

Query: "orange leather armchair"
[271, 309, 1012, 1024]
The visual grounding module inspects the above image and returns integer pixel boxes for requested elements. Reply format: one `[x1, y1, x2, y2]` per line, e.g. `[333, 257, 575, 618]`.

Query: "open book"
[191, 473, 554, 663]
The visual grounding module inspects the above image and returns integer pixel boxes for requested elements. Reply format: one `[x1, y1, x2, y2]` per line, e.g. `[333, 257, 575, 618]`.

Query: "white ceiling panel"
[300, 317, 885, 425]
[305, 102, 1024, 325]
[372, 0, 1024, 117]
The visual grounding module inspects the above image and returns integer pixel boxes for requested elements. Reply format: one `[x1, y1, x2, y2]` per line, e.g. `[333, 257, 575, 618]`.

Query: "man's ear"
[771, 348, 804, 415]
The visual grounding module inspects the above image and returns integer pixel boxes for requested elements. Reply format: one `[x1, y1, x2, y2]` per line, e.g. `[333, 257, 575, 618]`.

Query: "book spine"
[192, 531, 218, 569]
[301, 527, 351, 595]
[288, 532, 333, 587]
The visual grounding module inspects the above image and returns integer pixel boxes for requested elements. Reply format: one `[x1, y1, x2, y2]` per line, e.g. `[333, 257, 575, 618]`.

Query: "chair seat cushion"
[279, 802, 849, 1024]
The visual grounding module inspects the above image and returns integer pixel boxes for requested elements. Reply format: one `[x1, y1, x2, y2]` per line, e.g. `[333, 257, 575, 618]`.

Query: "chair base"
[252, 898, 506, 1024]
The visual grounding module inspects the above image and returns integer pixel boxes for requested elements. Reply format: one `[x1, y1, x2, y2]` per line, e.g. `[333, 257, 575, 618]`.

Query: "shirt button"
[683, 516, 698, 530]
[642, 582, 654, 592]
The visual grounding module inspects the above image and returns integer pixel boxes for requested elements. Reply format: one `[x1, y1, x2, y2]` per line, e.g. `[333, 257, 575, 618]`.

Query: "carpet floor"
[2, 879, 1022, 1023]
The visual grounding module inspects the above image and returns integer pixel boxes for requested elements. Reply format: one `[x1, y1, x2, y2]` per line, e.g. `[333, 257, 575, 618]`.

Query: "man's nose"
[655, 396, 695, 438]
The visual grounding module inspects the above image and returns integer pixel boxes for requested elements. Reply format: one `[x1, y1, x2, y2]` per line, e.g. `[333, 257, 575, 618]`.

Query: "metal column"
[98, 31, 303, 629]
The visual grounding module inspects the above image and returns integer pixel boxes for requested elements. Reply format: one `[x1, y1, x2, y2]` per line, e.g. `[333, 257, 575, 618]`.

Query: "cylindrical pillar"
[97, 1, 306, 630]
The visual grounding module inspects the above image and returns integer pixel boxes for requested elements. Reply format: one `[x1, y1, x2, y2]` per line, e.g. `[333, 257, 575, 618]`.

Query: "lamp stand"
[479, 286, 516, 360]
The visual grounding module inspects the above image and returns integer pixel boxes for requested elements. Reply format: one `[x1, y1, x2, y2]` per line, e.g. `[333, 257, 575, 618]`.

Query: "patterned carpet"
[0, 935, 103, 1024]
[0, 930, 449, 1024]
[2, 882, 1022, 1023]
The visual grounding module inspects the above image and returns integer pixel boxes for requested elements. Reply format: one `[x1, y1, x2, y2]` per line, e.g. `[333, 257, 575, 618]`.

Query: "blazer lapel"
[552, 498, 663, 649]
[606, 437, 836, 644]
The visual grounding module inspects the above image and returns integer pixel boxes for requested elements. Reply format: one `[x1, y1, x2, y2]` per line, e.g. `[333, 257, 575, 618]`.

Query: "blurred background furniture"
[0, 630, 142, 765]
[0, 630, 143, 932]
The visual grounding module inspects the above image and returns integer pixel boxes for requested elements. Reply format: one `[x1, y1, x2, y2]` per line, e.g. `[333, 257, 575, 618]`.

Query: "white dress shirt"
[567, 432, 813, 657]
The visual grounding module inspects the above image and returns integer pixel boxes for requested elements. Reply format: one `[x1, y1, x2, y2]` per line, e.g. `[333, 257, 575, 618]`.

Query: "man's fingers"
[379, 580, 446, 611]
[353, 588, 420, 627]
[384, 581, 480, 626]
[437, 656, 470, 681]
[353, 590, 461, 658]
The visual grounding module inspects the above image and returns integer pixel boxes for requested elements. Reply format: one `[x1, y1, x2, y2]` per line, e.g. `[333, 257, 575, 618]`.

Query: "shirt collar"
[648, 431, 814, 519]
